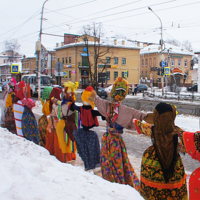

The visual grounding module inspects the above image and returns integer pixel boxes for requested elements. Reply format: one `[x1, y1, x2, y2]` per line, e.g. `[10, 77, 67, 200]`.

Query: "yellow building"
[55, 35, 142, 88]
[21, 56, 37, 74]
[140, 43, 194, 88]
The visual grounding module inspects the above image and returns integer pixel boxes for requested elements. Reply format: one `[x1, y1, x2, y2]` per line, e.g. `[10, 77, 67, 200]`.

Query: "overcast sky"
[1, 0, 200, 56]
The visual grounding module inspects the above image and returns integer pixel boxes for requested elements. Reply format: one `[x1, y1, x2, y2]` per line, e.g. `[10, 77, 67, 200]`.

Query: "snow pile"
[0, 127, 143, 200]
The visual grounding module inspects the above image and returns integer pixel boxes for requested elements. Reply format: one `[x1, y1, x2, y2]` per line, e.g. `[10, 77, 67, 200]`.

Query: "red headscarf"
[15, 81, 25, 100]
[49, 87, 62, 113]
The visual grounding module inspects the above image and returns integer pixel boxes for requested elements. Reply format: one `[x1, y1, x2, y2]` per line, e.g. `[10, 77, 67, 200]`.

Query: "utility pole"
[36, 0, 49, 99]
[148, 7, 164, 95]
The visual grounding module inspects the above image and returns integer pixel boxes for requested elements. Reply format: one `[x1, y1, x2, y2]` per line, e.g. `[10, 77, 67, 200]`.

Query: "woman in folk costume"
[134, 102, 200, 200]
[1, 77, 17, 133]
[45, 87, 64, 162]
[13, 80, 40, 144]
[93, 77, 148, 190]
[71, 86, 105, 171]
[55, 81, 78, 163]
[38, 87, 53, 147]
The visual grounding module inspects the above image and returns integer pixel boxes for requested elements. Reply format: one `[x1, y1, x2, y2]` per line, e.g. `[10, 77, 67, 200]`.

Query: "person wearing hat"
[70, 86, 105, 171]
[92, 77, 149, 190]
[134, 102, 200, 199]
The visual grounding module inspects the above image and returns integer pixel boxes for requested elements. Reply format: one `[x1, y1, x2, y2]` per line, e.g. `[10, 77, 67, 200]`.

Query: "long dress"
[134, 119, 200, 200]
[71, 104, 103, 170]
[45, 104, 63, 162]
[55, 102, 77, 162]
[95, 96, 147, 191]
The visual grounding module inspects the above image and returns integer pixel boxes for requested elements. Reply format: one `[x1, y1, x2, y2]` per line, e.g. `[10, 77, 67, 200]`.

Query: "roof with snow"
[55, 38, 141, 50]
[140, 43, 194, 56]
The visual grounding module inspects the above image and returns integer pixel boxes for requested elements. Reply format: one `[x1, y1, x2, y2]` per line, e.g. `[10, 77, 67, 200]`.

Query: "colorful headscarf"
[49, 87, 62, 113]
[63, 81, 78, 102]
[81, 86, 95, 109]
[110, 77, 129, 102]
[15, 81, 26, 100]
[42, 87, 53, 103]
[152, 102, 178, 182]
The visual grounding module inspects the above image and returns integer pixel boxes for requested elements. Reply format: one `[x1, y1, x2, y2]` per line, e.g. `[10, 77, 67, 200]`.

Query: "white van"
[22, 74, 51, 96]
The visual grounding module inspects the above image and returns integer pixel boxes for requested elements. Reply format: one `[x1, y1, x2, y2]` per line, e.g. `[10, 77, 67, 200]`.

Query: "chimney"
[158, 46, 161, 50]
[56, 43, 59, 47]
[122, 40, 125, 45]
[137, 42, 140, 47]
[181, 49, 184, 51]
[170, 48, 172, 50]
[75, 38, 78, 43]
[148, 48, 151, 51]
[114, 39, 117, 45]
[61, 42, 64, 46]
[190, 50, 193, 53]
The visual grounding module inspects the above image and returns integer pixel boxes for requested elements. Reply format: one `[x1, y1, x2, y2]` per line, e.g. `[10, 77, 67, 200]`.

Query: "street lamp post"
[148, 7, 164, 95]
[37, 0, 49, 99]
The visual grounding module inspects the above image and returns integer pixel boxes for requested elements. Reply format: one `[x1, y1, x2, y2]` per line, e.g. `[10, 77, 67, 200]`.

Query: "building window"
[122, 58, 126, 65]
[69, 57, 71, 64]
[122, 71, 125, 78]
[142, 59, 144, 67]
[106, 57, 111, 64]
[69, 71, 71, 78]
[145, 59, 148, 67]
[3, 60, 5, 63]
[114, 57, 118, 64]
[153, 57, 156, 67]
[146, 71, 148, 78]
[142, 71, 144, 78]
[57, 58, 60, 62]
[106, 71, 110, 80]
[185, 60, 188, 68]
[114, 71, 118, 80]
[178, 59, 181, 67]
[53, 56, 56, 60]
[171, 59, 174, 67]
[66, 57, 68, 64]
[62, 58, 64, 64]
[149, 58, 152, 67]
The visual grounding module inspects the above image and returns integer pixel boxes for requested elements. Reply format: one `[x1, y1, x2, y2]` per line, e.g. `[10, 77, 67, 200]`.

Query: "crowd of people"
[1, 77, 200, 200]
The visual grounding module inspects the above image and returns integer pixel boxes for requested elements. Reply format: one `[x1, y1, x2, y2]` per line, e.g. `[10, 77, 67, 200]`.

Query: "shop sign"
[173, 68, 182, 73]
[111, 65, 118, 68]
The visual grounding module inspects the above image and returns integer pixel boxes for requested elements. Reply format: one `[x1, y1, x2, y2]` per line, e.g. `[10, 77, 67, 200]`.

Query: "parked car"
[136, 84, 149, 92]
[187, 83, 198, 92]
[98, 87, 108, 99]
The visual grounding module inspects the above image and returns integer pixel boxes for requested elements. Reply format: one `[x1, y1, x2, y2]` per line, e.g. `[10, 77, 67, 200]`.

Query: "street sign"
[55, 62, 63, 72]
[161, 54, 165, 61]
[161, 61, 165, 67]
[11, 64, 20, 73]
[164, 67, 170, 75]
[124, 71, 128, 78]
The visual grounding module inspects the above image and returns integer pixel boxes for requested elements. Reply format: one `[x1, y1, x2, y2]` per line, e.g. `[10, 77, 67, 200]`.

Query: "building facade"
[0, 51, 22, 82]
[55, 35, 142, 88]
[140, 43, 194, 89]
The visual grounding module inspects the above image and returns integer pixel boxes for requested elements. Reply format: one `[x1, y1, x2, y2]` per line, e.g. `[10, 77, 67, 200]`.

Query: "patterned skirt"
[140, 145, 188, 200]
[38, 115, 48, 147]
[1, 106, 16, 134]
[22, 106, 40, 144]
[73, 128, 100, 170]
[100, 131, 140, 191]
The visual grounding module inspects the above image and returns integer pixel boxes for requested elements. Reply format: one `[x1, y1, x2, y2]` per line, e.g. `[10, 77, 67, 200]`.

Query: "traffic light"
[161, 68, 164, 76]
[157, 68, 160, 75]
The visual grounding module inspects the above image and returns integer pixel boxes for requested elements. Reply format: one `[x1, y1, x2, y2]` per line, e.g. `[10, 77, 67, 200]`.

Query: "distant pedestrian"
[134, 84, 137, 95]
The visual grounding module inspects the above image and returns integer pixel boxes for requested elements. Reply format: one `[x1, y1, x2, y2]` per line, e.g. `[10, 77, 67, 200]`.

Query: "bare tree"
[81, 23, 113, 91]
[182, 40, 193, 51]
[4, 39, 20, 62]
[165, 38, 180, 47]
